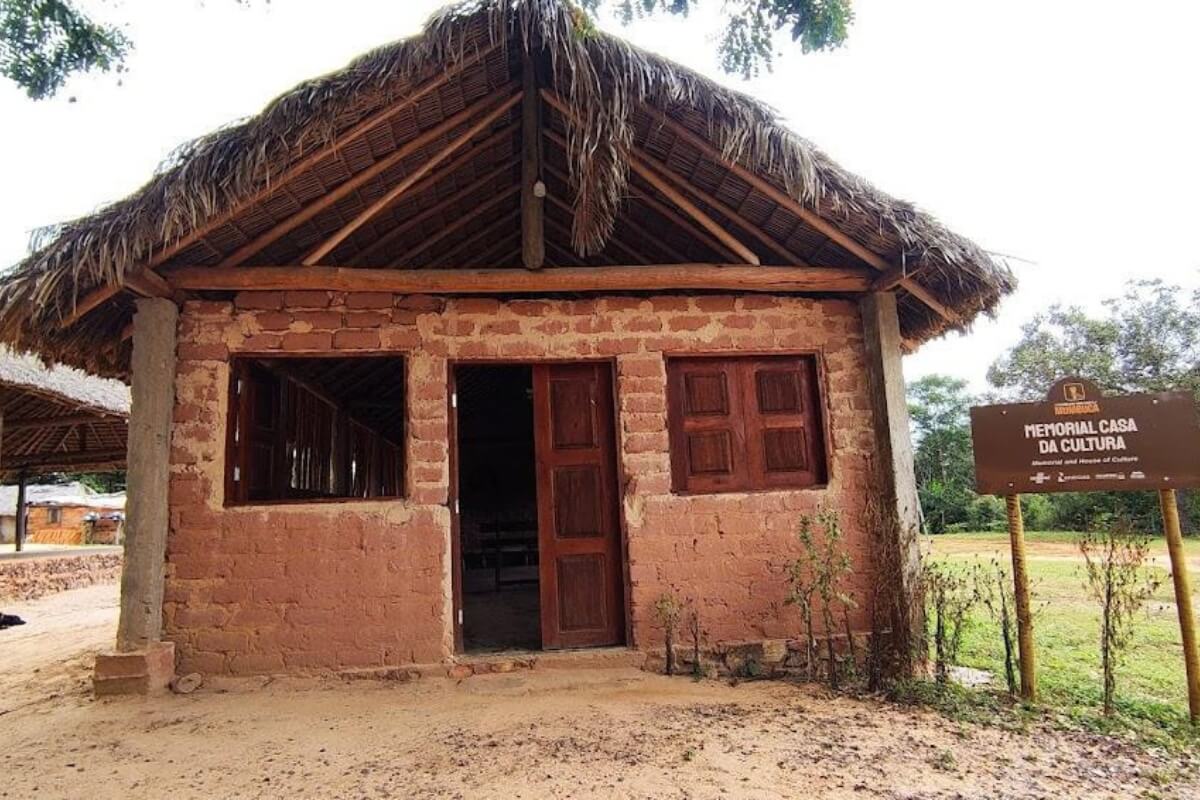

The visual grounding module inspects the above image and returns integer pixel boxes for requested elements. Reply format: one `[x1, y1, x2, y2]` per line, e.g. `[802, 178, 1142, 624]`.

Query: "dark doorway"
[452, 361, 626, 654]
[455, 365, 541, 652]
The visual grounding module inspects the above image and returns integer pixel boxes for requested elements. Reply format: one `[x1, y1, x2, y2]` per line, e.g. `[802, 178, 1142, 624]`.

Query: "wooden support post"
[14, 472, 27, 554]
[521, 51, 545, 270]
[1160, 488, 1200, 723]
[1005, 493, 1037, 701]
[116, 298, 178, 652]
[859, 292, 923, 673]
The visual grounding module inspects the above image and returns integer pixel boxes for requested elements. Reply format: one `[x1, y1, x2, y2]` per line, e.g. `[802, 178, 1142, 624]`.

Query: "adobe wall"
[165, 291, 879, 675]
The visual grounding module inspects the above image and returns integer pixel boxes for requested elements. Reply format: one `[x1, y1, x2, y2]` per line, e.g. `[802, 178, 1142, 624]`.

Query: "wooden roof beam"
[872, 261, 917, 291]
[544, 192, 644, 266]
[168, 264, 875, 294]
[900, 279, 962, 324]
[389, 185, 520, 267]
[5, 412, 124, 431]
[351, 126, 519, 265]
[426, 209, 522, 268]
[543, 127, 730, 262]
[614, 215, 691, 264]
[521, 52, 545, 270]
[302, 91, 523, 265]
[217, 87, 521, 269]
[640, 105, 960, 323]
[627, 156, 759, 265]
[630, 146, 810, 265]
[541, 91, 758, 265]
[61, 44, 500, 330]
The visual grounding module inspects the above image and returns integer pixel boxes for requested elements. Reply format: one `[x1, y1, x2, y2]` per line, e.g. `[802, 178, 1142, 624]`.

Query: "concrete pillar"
[859, 292, 923, 672]
[116, 297, 178, 651]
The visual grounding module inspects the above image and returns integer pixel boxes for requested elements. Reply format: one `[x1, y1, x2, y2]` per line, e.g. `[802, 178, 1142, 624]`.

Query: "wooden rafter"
[632, 147, 809, 265]
[520, 52, 545, 270]
[124, 269, 172, 298]
[627, 156, 759, 265]
[388, 185, 520, 267]
[541, 91, 758, 265]
[168, 264, 875, 294]
[543, 127, 730, 261]
[218, 86, 522, 269]
[629, 188, 735, 262]
[872, 261, 923, 292]
[641, 105, 958, 323]
[5, 412, 122, 431]
[542, 216, 615, 266]
[615, 215, 690, 264]
[474, 233, 522, 267]
[428, 210, 522, 268]
[351, 126, 518, 265]
[899, 279, 961, 324]
[544, 192, 644, 266]
[60, 44, 499, 330]
[303, 91, 524, 264]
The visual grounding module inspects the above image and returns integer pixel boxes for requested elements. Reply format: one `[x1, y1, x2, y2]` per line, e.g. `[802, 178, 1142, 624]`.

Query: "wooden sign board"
[970, 377, 1200, 495]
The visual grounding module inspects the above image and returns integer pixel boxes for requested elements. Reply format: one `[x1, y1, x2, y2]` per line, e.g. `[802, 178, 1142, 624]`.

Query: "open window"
[226, 356, 405, 504]
[667, 355, 827, 494]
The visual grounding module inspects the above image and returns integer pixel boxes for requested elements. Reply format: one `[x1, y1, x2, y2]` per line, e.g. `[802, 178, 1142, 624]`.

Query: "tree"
[585, 0, 853, 78]
[2, 0, 852, 101]
[987, 279, 1200, 402]
[987, 279, 1200, 532]
[908, 374, 978, 534]
[0, 0, 128, 100]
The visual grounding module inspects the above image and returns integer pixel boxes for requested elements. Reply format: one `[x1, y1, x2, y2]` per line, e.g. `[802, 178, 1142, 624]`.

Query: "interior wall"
[165, 291, 878, 676]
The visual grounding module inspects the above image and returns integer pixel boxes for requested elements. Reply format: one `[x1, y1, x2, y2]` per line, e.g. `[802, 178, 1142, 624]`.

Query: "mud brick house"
[21, 489, 126, 546]
[0, 0, 1013, 690]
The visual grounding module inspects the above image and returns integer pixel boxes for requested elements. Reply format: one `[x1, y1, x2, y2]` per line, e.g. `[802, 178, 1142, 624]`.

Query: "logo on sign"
[1063, 382, 1087, 402]
[1030, 472, 1051, 485]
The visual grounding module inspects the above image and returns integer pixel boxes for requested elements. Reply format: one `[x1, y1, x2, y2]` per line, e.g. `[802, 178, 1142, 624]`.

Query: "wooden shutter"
[229, 361, 284, 502]
[741, 358, 826, 489]
[667, 358, 749, 493]
[668, 356, 827, 494]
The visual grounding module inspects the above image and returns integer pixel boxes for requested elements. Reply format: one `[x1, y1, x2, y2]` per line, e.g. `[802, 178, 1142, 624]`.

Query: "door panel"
[534, 363, 624, 649]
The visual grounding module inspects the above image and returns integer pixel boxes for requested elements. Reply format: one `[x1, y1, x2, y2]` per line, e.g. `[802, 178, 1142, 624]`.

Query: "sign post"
[971, 378, 1200, 719]
[1004, 494, 1037, 700]
[1159, 488, 1200, 722]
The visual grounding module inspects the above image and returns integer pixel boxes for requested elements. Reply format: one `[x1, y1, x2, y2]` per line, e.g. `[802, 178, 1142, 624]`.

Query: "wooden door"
[533, 363, 624, 649]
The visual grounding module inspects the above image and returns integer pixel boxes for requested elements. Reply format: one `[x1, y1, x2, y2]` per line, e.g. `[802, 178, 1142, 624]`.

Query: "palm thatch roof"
[0, 349, 128, 477]
[0, 0, 1013, 378]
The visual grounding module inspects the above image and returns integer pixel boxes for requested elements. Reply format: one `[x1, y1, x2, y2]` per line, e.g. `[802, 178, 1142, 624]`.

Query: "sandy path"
[0, 583, 118, 712]
[2, 582, 1197, 799]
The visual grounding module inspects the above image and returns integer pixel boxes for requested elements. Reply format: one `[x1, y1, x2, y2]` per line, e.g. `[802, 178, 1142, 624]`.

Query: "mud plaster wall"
[164, 292, 881, 676]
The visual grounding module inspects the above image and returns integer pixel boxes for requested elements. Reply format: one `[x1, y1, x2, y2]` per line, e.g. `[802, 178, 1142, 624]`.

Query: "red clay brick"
[345, 292, 394, 309]
[235, 292, 284, 310]
[292, 310, 343, 330]
[284, 290, 332, 308]
[281, 331, 332, 350]
[333, 329, 382, 349]
[256, 311, 294, 330]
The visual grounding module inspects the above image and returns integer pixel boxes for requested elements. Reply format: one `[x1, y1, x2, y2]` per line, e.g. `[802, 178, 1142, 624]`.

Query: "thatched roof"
[0, 0, 1013, 377]
[0, 349, 128, 477]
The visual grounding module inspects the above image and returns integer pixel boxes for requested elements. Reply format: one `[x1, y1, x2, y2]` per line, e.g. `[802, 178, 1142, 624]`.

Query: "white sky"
[2, 0, 1198, 391]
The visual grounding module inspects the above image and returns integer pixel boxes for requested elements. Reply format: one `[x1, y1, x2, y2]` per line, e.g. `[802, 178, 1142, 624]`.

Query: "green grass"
[928, 531, 1200, 748]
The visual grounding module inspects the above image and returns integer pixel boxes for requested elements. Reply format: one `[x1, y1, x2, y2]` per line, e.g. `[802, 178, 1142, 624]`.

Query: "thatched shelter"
[1, 0, 1015, 691]
[0, 349, 128, 552]
[0, 0, 1010, 378]
[0, 349, 128, 477]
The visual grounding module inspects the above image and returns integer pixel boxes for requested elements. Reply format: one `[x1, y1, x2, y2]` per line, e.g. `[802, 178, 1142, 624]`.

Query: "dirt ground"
[2, 584, 1198, 799]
